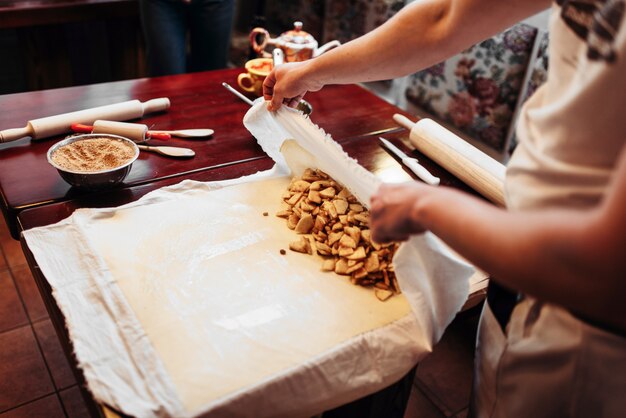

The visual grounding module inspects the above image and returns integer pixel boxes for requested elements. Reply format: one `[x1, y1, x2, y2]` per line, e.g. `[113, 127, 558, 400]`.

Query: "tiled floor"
[0, 219, 479, 418]
[0, 221, 90, 418]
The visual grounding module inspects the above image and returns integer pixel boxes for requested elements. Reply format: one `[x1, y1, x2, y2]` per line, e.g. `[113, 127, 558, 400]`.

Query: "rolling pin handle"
[142, 98, 171, 115]
[70, 123, 94, 134]
[147, 132, 171, 140]
[0, 126, 33, 143]
[392, 113, 416, 131]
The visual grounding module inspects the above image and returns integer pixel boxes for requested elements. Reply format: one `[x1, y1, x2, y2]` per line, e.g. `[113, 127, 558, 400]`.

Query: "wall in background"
[0, 0, 269, 95]
[0, 1, 146, 95]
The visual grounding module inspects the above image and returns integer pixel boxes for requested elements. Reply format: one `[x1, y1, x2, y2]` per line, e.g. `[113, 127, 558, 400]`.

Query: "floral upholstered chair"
[404, 24, 539, 153]
[508, 30, 550, 155]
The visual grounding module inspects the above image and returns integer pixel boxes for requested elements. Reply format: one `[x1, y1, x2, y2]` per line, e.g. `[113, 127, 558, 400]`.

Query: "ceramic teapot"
[250, 21, 340, 63]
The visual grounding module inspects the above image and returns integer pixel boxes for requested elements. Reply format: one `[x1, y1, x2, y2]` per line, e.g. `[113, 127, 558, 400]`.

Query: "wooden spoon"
[148, 128, 214, 138]
[137, 144, 195, 158]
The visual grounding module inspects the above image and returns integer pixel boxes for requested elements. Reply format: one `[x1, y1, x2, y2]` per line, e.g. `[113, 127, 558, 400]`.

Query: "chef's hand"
[263, 61, 322, 111]
[370, 182, 431, 243]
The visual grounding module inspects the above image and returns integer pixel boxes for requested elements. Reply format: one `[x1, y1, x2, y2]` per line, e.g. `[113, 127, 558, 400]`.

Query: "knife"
[379, 137, 440, 186]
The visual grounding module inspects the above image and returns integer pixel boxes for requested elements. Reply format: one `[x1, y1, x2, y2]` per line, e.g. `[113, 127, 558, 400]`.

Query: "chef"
[263, 0, 626, 416]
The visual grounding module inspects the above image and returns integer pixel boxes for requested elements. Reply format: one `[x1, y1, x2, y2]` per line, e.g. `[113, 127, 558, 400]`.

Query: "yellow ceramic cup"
[237, 58, 274, 97]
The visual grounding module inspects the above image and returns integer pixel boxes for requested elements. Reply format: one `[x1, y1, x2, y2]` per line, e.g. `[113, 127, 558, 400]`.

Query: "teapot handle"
[313, 40, 341, 58]
[250, 27, 271, 55]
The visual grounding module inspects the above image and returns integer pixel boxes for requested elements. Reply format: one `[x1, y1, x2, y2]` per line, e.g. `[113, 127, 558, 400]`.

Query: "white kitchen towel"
[23, 101, 474, 418]
[243, 101, 474, 343]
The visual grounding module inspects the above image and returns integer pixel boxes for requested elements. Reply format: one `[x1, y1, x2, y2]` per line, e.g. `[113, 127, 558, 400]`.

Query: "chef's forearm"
[304, 0, 549, 86]
[414, 185, 626, 331]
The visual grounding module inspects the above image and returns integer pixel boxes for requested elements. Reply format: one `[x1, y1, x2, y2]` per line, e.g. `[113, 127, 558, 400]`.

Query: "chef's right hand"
[370, 182, 431, 243]
[263, 61, 322, 111]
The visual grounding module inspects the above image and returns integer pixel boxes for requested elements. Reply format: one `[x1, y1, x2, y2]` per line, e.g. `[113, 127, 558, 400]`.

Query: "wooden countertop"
[6, 67, 484, 417]
[0, 68, 409, 238]
[0, 0, 138, 28]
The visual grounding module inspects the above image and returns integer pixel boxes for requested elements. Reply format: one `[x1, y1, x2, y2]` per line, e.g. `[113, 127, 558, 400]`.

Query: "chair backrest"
[404, 23, 539, 153]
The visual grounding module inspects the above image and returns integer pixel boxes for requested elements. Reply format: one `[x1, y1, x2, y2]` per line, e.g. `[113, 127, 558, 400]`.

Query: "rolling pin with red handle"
[0, 98, 170, 143]
[71, 121, 171, 142]
[393, 114, 506, 207]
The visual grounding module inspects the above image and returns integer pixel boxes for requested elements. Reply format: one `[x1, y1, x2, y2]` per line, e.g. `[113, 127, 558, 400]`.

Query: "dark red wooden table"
[16, 130, 475, 232]
[0, 68, 407, 239]
[5, 68, 480, 418]
[17, 130, 472, 418]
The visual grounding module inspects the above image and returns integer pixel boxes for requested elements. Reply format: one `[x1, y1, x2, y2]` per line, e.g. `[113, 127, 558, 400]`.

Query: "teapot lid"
[279, 22, 316, 46]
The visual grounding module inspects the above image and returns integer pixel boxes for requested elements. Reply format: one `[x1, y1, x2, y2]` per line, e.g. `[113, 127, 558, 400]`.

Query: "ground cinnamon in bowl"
[47, 134, 139, 190]
[51, 136, 136, 172]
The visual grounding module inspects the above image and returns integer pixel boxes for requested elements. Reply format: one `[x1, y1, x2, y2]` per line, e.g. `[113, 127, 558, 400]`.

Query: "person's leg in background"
[188, 0, 235, 71]
[140, 0, 189, 76]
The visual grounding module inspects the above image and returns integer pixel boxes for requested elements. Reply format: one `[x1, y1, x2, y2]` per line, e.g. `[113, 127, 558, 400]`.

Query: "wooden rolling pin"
[71, 121, 171, 142]
[393, 114, 506, 207]
[0, 98, 170, 143]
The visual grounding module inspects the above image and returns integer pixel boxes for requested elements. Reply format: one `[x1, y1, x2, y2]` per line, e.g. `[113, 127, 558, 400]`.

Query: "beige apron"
[472, 298, 626, 417]
[475, 1, 626, 416]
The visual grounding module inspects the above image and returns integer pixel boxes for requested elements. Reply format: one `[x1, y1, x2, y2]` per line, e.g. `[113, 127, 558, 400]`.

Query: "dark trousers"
[140, 0, 235, 76]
